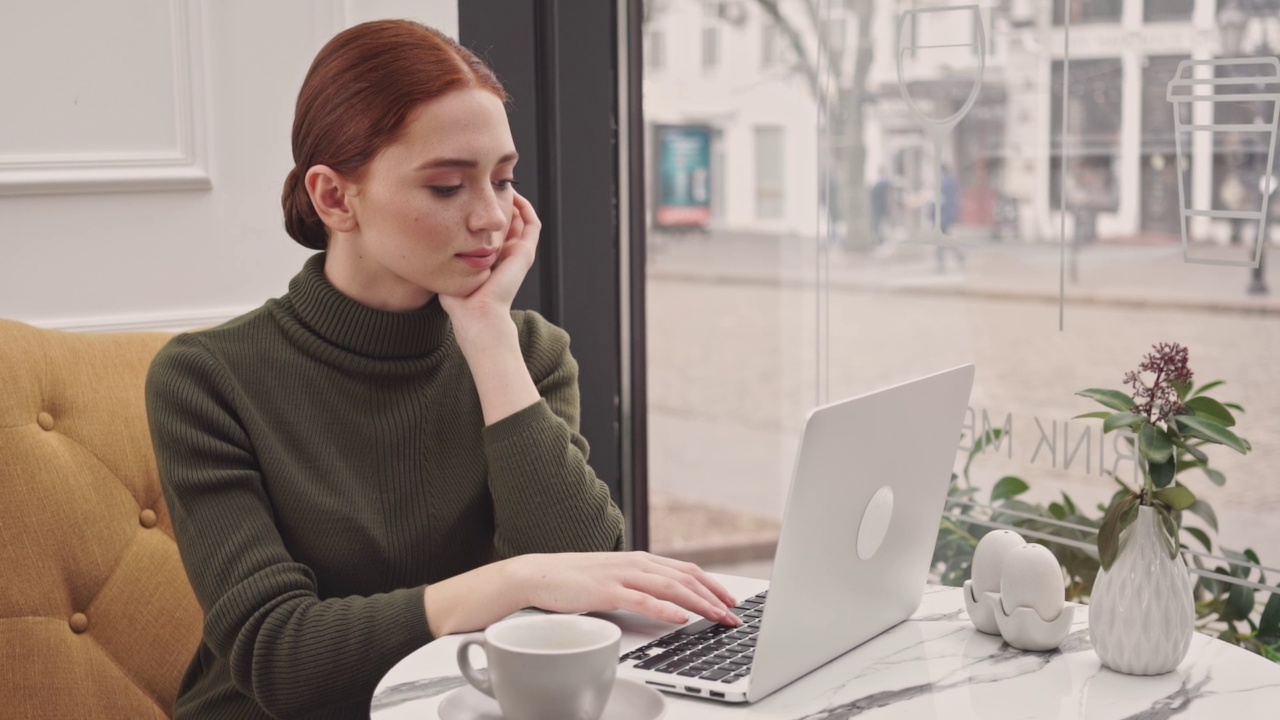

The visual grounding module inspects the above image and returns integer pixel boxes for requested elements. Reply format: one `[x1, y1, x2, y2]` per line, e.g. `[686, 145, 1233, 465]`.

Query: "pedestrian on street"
[935, 164, 965, 272]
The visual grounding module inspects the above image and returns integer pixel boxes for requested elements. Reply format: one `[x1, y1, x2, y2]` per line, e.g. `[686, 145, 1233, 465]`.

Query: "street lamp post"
[1217, 0, 1278, 296]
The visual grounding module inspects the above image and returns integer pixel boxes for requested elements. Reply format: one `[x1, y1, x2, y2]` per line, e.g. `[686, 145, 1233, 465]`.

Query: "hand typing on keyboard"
[511, 551, 742, 627]
[620, 591, 768, 684]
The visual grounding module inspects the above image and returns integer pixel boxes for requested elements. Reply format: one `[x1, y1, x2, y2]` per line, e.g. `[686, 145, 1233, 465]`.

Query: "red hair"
[282, 20, 509, 249]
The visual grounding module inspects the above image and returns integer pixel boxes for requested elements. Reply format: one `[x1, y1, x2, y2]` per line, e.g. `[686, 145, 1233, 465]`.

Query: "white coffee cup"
[456, 614, 622, 720]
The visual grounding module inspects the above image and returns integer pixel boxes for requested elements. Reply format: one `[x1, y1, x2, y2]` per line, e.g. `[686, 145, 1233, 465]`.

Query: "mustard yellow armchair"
[0, 319, 202, 719]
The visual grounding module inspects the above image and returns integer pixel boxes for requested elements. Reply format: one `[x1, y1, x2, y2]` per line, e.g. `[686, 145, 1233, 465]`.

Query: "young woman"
[146, 19, 738, 719]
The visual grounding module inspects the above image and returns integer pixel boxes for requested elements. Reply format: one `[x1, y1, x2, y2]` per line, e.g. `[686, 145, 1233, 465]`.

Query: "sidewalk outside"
[645, 228, 1280, 578]
[647, 229, 1280, 316]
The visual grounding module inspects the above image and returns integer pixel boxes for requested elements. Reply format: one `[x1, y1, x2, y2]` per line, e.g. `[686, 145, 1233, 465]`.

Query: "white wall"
[0, 0, 458, 332]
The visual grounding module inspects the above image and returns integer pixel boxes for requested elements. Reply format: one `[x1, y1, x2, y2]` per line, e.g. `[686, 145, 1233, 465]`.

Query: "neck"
[325, 235, 436, 312]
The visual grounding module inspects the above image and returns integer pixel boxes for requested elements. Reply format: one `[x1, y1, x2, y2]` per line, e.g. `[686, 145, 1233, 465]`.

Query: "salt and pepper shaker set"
[962, 530, 1078, 651]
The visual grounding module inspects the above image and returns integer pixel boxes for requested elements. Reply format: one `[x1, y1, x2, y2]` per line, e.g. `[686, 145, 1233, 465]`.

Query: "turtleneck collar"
[284, 253, 452, 359]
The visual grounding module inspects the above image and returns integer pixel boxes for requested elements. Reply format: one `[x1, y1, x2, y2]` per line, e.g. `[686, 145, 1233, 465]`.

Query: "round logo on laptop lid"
[856, 485, 895, 560]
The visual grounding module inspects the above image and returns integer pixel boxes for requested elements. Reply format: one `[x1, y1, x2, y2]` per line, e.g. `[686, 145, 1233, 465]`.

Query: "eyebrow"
[414, 152, 519, 170]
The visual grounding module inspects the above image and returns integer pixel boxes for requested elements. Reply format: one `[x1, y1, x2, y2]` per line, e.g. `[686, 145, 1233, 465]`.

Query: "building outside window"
[1144, 0, 1193, 22]
[702, 25, 720, 71]
[1140, 55, 1192, 236]
[1050, 58, 1122, 242]
[647, 29, 665, 72]
[760, 20, 780, 68]
[754, 126, 785, 219]
[1053, 0, 1123, 24]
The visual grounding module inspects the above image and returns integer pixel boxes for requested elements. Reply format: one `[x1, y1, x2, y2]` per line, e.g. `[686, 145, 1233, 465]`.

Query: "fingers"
[623, 569, 739, 627]
[639, 563, 738, 626]
[643, 554, 739, 609]
[506, 202, 525, 243]
[512, 191, 542, 231]
[613, 588, 689, 625]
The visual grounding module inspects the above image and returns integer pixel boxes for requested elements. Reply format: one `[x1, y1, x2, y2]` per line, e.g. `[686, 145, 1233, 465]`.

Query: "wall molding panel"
[0, 0, 210, 196]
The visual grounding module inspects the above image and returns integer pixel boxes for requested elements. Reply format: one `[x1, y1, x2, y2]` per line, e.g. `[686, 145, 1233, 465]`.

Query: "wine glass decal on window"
[1167, 57, 1280, 267]
[896, 5, 986, 245]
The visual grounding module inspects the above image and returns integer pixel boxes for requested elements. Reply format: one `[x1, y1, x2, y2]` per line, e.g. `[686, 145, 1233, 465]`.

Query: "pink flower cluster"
[1123, 342, 1192, 423]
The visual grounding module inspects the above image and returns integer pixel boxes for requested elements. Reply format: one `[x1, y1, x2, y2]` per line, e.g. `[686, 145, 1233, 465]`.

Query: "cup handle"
[456, 633, 495, 699]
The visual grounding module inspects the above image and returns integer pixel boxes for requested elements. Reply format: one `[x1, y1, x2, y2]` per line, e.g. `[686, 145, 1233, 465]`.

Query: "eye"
[430, 185, 463, 197]
[493, 179, 519, 191]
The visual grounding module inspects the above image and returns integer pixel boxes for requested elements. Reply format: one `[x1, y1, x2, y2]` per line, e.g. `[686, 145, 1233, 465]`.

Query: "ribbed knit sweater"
[145, 253, 626, 719]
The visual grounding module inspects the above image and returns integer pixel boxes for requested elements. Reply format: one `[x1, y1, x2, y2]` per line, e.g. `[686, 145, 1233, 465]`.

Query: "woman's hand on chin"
[439, 191, 539, 344]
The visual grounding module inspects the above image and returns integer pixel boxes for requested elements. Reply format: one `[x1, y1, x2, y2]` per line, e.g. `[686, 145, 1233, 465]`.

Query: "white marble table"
[372, 574, 1280, 718]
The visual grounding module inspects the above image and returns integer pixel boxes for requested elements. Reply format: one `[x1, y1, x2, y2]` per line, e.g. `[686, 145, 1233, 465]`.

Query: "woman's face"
[332, 88, 518, 310]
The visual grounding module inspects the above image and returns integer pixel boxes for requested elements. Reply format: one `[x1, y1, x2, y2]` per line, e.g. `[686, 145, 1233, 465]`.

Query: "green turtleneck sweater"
[145, 253, 626, 719]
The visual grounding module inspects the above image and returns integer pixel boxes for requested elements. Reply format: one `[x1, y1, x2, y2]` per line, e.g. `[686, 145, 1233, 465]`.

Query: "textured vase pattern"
[1089, 505, 1194, 675]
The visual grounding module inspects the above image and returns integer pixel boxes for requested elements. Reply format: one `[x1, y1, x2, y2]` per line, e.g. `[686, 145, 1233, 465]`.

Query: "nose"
[468, 186, 508, 236]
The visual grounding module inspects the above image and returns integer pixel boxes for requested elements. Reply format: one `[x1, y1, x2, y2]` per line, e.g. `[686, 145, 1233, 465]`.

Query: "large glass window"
[642, 0, 1279, 658]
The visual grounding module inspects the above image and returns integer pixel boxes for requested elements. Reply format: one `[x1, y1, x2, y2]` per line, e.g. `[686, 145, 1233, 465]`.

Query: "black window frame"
[459, 0, 650, 551]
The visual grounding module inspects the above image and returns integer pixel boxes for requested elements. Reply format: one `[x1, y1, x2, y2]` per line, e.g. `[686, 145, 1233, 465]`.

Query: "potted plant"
[1077, 342, 1251, 675]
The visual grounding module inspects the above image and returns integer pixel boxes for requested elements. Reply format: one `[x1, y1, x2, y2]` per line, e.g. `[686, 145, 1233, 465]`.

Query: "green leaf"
[1260, 594, 1280, 639]
[963, 428, 1004, 478]
[1179, 441, 1208, 463]
[1098, 494, 1140, 571]
[1062, 492, 1079, 515]
[1246, 551, 1266, 587]
[1185, 396, 1236, 427]
[1073, 411, 1112, 421]
[1227, 582, 1256, 623]
[1077, 388, 1136, 413]
[1223, 548, 1252, 578]
[1140, 424, 1174, 464]
[1224, 402, 1244, 413]
[1155, 486, 1197, 511]
[1104, 412, 1146, 434]
[1171, 377, 1193, 401]
[1049, 502, 1067, 520]
[1199, 568, 1225, 597]
[1190, 380, 1226, 398]
[1203, 466, 1226, 487]
[990, 476, 1030, 503]
[1156, 506, 1180, 560]
[1173, 415, 1250, 454]
[1148, 454, 1177, 488]
[1184, 526, 1212, 552]
[1187, 500, 1219, 533]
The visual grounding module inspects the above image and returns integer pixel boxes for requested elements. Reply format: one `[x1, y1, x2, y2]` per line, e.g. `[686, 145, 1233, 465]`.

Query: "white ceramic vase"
[1089, 505, 1194, 675]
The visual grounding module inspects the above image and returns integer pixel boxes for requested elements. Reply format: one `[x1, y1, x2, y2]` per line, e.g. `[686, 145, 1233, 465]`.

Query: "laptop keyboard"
[619, 591, 767, 684]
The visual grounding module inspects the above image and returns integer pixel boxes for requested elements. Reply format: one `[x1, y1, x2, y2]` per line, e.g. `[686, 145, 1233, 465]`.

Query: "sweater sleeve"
[145, 335, 434, 718]
[481, 312, 627, 556]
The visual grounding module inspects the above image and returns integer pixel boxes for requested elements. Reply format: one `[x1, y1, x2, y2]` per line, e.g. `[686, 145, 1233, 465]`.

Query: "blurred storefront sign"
[654, 124, 712, 228]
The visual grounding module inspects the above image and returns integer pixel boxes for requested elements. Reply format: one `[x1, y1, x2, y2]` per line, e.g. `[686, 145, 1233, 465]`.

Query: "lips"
[456, 248, 498, 269]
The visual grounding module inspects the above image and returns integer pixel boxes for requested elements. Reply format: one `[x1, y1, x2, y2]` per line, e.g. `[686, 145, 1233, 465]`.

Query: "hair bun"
[282, 166, 327, 250]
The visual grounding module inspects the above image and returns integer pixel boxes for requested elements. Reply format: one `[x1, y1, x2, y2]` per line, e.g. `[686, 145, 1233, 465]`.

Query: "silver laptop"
[618, 364, 975, 703]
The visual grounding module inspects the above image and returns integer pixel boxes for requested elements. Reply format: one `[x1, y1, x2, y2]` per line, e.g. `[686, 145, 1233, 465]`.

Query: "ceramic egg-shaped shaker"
[971, 530, 1027, 597]
[999, 543, 1066, 622]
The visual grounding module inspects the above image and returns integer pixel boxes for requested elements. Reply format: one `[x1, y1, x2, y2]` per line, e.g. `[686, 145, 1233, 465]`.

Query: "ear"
[305, 165, 358, 234]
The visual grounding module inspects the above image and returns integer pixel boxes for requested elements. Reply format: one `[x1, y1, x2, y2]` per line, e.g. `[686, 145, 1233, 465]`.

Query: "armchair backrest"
[0, 319, 202, 718]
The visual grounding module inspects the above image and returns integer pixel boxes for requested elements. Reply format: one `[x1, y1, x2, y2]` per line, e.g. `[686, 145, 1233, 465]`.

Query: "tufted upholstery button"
[37, 412, 54, 431]
[69, 613, 89, 633]
[139, 509, 158, 529]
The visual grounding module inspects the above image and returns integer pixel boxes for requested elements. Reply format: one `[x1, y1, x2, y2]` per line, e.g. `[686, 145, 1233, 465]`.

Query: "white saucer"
[437, 677, 666, 720]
